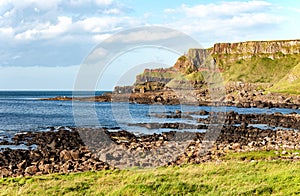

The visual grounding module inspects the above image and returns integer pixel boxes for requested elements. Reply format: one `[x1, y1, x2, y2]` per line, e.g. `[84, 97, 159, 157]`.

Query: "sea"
[0, 91, 299, 141]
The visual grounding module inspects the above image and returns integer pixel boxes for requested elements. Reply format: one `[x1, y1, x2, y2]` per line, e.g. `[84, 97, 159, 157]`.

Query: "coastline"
[41, 87, 300, 109]
[1, 110, 299, 177]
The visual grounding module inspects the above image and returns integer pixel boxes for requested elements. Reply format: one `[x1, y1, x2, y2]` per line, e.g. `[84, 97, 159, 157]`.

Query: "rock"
[25, 166, 38, 175]
[1, 121, 300, 177]
[39, 164, 54, 174]
[70, 150, 80, 160]
[60, 150, 72, 161]
[199, 110, 209, 115]
[175, 110, 182, 114]
[281, 151, 287, 155]
[232, 143, 241, 150]
[17, 160, 27, 170]
[0, 167, 11, 177]
[241, 122, 248, 129]
[62, 161, 74, 173]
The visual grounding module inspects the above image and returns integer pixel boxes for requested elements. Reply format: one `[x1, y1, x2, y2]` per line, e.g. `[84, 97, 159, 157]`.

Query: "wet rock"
[175, 110, 181, 114]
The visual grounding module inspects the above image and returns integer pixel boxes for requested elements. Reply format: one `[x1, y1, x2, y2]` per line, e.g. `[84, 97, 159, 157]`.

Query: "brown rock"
[232, 143, 241, 150]
[60, 150, 72, 161]
[0, 167, 11, 177]
[17, 160, 27, 170]
[70, 150, 80, 160]
[25, 165, 38, 175]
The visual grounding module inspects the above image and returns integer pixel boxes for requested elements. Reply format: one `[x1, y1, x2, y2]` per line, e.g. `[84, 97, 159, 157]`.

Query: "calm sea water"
[0, 91, 299, 138]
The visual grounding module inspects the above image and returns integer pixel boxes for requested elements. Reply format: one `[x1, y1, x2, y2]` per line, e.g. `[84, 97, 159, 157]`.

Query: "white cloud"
[2, 9, 15, 18]
[69, 0, 113, 6]
[12, 14, 138, 41]
[15, 16, 72, 40]
[164, 8, 176, 14]
[103, 8, 122, 15]
[0, 0, 136, 43]
[180, 1, 272, 18]
[0, 0, 115, 10]
[108, 29, 182, 43]
[93, 33, 112, 42]
[0, 0, 62, 10]
[0, 0, 294, 69]
[162, 0, 285, 44]
[95, 0, 113, 6]
[0, 27, 14, 37]
[75, 17, 120, 33]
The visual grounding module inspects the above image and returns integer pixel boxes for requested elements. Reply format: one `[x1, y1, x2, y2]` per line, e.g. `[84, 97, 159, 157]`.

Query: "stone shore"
[42, 86, 300, 109]
[0, 110, 299, 177]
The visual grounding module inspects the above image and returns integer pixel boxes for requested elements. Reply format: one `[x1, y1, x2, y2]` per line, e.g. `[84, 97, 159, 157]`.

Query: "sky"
[0, 0, 299, 90]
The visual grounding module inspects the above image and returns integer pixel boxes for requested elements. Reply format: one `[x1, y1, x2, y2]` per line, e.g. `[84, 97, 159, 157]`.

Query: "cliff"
[130, 39, 300, 94]
[187, 39, 300, 68]
[212, 40, 300, 55]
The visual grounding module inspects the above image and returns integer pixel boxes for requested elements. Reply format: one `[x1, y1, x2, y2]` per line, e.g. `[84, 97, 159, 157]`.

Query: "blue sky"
[0, 0, 299, 90]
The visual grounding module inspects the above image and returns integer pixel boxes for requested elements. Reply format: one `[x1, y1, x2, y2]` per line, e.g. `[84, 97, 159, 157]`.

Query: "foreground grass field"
[1, 152, 300, 195]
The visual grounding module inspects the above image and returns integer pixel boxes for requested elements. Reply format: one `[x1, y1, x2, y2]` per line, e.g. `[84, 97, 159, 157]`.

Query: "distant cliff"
[133, 39, 300, 93]
[212, 40, 300, 55]
[187, 39, 300, 68]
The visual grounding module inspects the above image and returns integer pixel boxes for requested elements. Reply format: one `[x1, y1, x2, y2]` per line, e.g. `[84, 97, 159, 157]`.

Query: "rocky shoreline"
[1, 110, 299, 177]
[41, 82, 300, 109]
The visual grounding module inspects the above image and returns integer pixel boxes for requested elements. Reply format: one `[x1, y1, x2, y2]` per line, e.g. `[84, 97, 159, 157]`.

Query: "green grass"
[140, 53, 300, 85]
[269, 62, 300, 94]
[220, 54, 300, 84]
[1, 152, 300, 195]
[222, 149, 300, 161]
[137, 52, 300, 94]
[185, 72, 204, 82]
[138, 71, 182, 79]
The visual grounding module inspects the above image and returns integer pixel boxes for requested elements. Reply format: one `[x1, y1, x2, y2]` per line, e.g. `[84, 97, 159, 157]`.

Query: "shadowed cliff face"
[186, 49, 211, 68]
